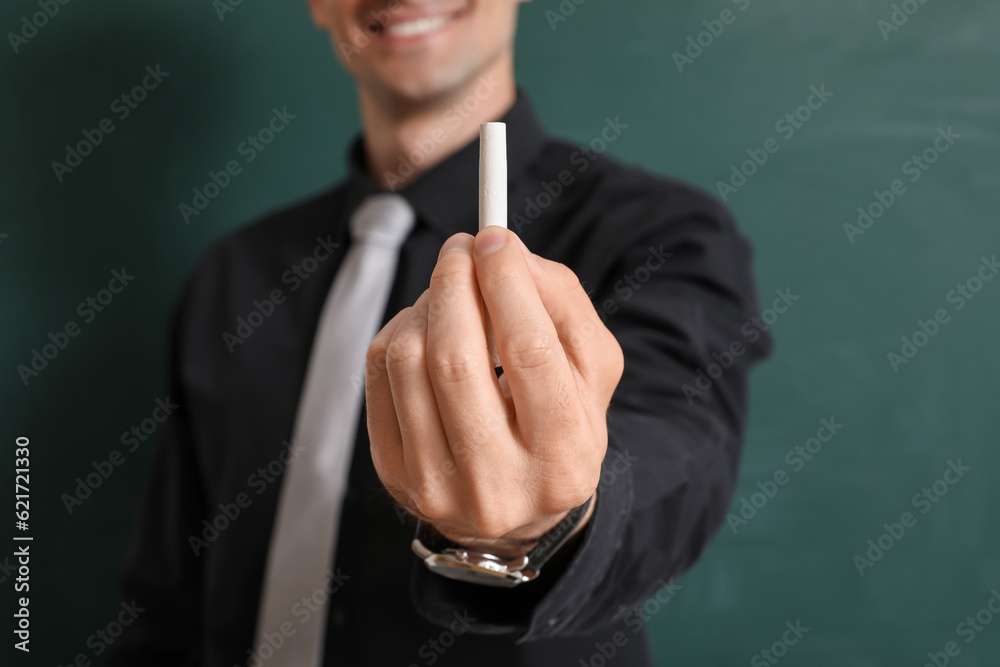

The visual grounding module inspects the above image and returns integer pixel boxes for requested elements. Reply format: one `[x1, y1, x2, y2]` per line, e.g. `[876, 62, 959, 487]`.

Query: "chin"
[365, 63, 473, 106]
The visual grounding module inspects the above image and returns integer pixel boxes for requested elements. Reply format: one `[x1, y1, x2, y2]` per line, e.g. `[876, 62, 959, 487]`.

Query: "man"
[109, 0, 771, 665]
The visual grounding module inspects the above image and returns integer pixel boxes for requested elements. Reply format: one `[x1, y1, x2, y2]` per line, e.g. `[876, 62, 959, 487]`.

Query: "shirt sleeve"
[410, 193, 773, 640]
[106, 274, 207, 666]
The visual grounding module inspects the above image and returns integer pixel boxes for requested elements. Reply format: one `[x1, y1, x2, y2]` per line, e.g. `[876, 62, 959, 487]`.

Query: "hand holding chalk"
[366, 120, 623, 552]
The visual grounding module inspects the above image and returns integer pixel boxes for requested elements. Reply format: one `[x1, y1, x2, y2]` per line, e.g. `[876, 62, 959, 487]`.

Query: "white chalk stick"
[479, 123, 506, 368]
[479, 123, 507, 230]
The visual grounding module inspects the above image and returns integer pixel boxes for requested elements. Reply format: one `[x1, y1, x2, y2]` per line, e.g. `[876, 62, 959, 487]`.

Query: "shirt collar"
[343, 87, 548, 238]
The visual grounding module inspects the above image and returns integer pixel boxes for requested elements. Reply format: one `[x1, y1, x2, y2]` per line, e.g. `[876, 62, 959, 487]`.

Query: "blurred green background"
[2, 0, 998, 664]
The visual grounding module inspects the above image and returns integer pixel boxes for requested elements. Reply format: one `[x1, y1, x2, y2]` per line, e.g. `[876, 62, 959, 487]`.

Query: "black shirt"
[108, 89, 771, 667]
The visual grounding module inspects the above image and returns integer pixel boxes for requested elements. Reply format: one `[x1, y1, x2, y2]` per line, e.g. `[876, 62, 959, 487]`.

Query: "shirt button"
[345, 485, 358, 505]
[330, 607, 347, 628]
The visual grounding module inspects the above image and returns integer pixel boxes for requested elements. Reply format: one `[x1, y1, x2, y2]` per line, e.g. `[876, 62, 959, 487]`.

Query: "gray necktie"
[253, 193, 415, 666]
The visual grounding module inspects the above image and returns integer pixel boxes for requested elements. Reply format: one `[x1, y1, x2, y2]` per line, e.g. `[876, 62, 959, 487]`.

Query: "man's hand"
[364, 226, 624, 557]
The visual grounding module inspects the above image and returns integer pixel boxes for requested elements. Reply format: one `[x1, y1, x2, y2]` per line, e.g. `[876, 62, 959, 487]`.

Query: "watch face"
[411, 532, 535, 588]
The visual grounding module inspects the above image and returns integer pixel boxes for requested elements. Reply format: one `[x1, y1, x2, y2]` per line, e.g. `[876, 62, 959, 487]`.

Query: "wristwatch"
[411, 495, 594, 587]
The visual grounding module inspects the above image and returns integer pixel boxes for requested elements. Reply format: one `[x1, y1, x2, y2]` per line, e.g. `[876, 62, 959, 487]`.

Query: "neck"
[358, 57, 517, 190]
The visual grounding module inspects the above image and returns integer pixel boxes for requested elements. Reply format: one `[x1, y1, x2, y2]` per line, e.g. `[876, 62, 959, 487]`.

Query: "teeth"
[385, 14, 452, 38]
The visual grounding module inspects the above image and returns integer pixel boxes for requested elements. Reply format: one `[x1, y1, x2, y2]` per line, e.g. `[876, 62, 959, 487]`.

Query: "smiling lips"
[368, 8, 464, 41]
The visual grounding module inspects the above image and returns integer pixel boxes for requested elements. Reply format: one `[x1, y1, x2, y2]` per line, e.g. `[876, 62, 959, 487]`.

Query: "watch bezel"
[411, 540, 534, 587]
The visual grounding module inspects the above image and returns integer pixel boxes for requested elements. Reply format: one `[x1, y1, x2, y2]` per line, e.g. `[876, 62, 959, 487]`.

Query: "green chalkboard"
[2, 0, 998, 664]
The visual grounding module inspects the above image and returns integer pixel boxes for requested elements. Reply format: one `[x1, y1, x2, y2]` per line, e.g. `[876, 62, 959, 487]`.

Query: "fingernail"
[439, 234, 469, 258]
[475, 225, 506, 256]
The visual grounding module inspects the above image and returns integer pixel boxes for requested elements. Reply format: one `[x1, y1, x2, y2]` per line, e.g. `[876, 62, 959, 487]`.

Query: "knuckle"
[579, 326, 624, 387]
[431, 254, 469, 281]
[538, 479, 595, 515]
[428, 261, 467, 295]
[465, 485, 521, 539]
[552, 261, 580, 288]
[427, 348, 478, 385]
[604, 333, 625, 379]
[540, 445, 601, 497]
[450, 425, 492, 454]
[569, 469, 599, 504]
[385, 333, 425, 376]
[365, 340, 389, 378]
[411, 489, 451, 523]
[470, 510, 514, 540]
[504, 330, 557, 371]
